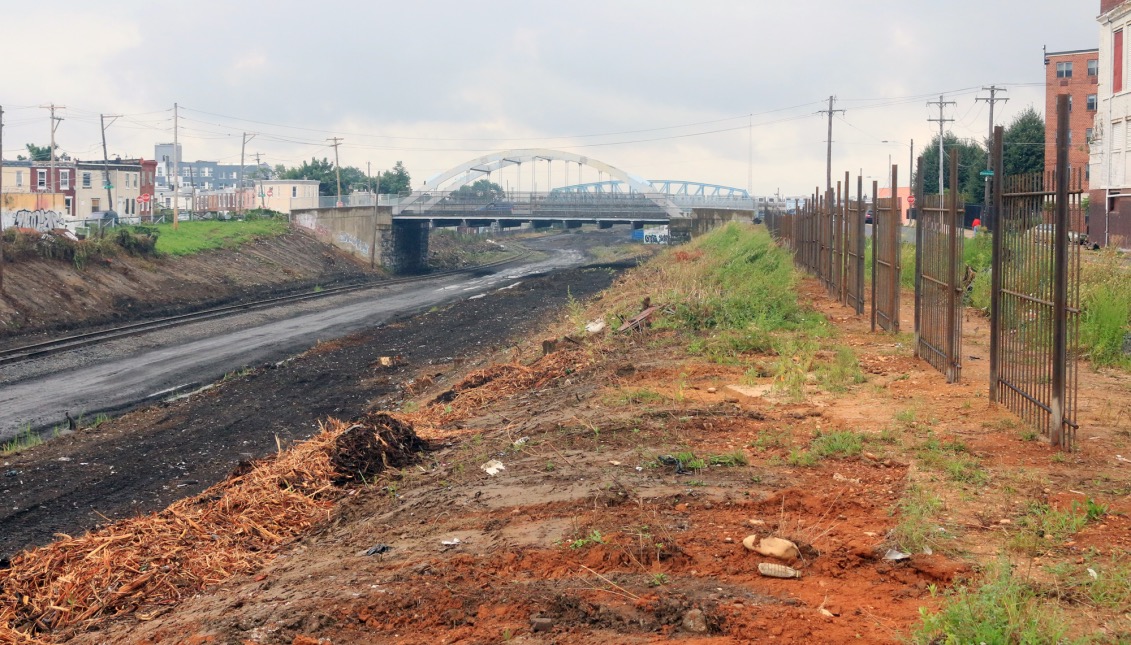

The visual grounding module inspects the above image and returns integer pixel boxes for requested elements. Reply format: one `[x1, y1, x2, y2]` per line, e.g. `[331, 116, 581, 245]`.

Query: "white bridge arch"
[397, 149, 684, 219]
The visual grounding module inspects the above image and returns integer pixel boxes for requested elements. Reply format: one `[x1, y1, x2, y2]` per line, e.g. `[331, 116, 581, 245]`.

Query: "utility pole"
[818, 96, 846, 193]
[927, 95, 956, 195]
[100, 114, 120, 215]
[189, 164, 197, 217]
[173, 103, 179, 231]
[41, 104, 65, 196]
[238, 132, 255, 216]
[328, 137, 343, 206]
[254, 151, 264, 208]
[976, 86, 1008, 213]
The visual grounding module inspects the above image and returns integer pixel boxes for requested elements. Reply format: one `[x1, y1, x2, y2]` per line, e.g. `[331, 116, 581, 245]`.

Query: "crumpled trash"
[883, 548, 911, 561]
[657, 455, 689, 474]
[513, 437, 529, 448]
[363, 544, 392, 556]
[585, 319, 607, 334]
[441, 538, 462, 547]
[481, 460, 506, 476]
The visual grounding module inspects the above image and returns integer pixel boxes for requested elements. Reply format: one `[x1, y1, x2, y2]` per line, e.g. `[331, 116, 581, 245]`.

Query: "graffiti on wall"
[336, 232, 370, 257]
[1, 209, 68, 232]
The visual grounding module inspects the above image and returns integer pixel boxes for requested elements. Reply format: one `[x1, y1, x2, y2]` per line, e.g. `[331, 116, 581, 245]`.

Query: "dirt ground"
[3, 233, 1129, 644]
[0, 232, 379, 344]
[0, 261, 624, 561]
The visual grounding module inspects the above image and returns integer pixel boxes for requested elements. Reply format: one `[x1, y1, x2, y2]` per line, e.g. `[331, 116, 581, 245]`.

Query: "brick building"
[1090, 0, 1131, 248]
[1044, 48, 1099, 190]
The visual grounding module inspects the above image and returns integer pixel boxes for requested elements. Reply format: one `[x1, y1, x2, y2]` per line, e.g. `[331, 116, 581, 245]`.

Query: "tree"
[377, 161, 412, 196]
[19, 143, 55, 161]
[918, 133, 987, 203]
[278, 159, 410, 197]
[1002, 107, 1044, 177]
[451, 178, 505, 200]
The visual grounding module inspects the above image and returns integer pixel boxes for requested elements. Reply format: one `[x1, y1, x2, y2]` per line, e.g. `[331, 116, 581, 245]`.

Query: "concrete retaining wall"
[292, 206, 392, 267]
[291, 206, 431, 273]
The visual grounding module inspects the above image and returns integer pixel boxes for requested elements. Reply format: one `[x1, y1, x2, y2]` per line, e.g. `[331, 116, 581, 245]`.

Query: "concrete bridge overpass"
[294, 148, 775, 272]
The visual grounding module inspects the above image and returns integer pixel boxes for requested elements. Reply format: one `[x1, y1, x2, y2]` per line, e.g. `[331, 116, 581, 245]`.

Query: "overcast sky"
[0, 1, 1100, 196]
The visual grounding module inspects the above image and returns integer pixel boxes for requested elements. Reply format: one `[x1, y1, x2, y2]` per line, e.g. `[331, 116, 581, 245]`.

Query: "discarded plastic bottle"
[758, 562, 802, 579]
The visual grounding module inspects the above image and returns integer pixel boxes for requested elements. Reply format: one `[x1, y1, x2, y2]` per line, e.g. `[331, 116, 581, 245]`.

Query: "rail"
[0, 251, 531, 366]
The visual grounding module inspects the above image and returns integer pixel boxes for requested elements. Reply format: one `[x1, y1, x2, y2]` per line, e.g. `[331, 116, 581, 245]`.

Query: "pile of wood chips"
[0, 348, 586, 644]
[412, 348, 589, 428]
[0, 420, 350, 643]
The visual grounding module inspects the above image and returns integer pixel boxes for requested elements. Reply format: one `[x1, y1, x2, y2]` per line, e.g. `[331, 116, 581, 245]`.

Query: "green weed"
[810, 430, 864, 458]
[892, 484, 945, 554]
[1, 427, 44, 456]
[816, 346, 866, 392]
[570, 530, 605, 549]
[913, 560, 1069, 644]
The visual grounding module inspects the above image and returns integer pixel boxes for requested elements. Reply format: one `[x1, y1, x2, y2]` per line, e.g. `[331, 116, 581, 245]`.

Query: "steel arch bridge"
[396, 149, 684, 219]
[554, 179, 750, 198]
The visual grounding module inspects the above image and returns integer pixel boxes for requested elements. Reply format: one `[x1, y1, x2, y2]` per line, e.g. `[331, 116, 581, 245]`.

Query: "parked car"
[865, 209, 874, 224]
[1031, 223, 1088, 245]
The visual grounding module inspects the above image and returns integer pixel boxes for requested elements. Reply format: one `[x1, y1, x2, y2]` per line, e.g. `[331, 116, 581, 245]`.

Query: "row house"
[15, 158, 157, 222]
[192, 187, 257, 214]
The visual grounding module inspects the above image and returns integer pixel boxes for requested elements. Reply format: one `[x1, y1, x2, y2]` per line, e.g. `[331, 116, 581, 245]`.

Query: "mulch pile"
[330, 413, 430, 484]
[413, 347, 591, 429]
[0, 414, 426, 643]
[0, 346, 586, 644]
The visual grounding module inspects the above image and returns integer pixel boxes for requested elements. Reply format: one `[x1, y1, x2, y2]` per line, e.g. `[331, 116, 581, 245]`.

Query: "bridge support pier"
[387, 220, 430, 274]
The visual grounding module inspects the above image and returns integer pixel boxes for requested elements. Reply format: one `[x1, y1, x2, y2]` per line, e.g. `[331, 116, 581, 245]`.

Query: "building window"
[82, 172, 92, 188]
[1088, 94, 1097, 111]
[37, 169, 47, 189]
[91, 198, 100, 211]
[60, 170, 70, 190]
[1087, 127, 1095, 143]
[1116, 30, 1125, 93]
[15, 171, 22, 187]
[1088, 59, 1099, 76]
[1056, 61, 1073, 78]
[292, 186, 298, 198]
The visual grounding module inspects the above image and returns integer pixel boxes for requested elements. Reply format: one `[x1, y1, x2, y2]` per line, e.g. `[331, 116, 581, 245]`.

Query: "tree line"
[274, 159, 412, 197]
[916, 107, 1047, 204]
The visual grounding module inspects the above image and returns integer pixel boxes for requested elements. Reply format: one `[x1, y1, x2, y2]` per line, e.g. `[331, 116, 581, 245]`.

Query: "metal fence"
[989, 99, 1082, 449]
[871, 167, 902, 332]
[844, 174, 866, 315]
[915, 151, 964, 382]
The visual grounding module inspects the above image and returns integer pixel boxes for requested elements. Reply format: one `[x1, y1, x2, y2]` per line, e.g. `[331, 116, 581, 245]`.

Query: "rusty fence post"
[870, 179, 879, 332]
[913, 156, 924, 338]
[890, 164, 900, 332]
[1051, 94, 1070, 446]
[946, 148, 960, 383]
[989, 126, 1004, 403]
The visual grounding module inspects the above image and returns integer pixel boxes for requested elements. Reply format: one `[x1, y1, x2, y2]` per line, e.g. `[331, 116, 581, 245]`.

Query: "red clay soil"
[4, 267, 1130, 644]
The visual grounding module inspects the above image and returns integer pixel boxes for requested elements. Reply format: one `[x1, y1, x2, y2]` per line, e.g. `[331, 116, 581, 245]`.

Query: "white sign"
[643, 225, 670, 245]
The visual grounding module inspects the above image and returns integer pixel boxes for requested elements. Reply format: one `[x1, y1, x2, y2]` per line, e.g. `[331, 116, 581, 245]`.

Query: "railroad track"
[0, 251, 531, 367]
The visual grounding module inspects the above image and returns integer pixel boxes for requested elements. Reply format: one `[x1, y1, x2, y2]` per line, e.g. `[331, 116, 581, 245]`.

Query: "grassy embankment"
[142, 218, 290, 256]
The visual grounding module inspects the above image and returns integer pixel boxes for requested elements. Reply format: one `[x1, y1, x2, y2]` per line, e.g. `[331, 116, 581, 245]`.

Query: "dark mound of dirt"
[330, 413, 428, 483]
